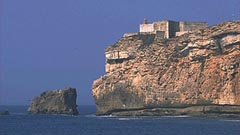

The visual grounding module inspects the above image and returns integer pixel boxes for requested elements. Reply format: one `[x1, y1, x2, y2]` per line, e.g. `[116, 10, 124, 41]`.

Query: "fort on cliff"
[124, 19, 208, 38]
[107, 19, 208, 68]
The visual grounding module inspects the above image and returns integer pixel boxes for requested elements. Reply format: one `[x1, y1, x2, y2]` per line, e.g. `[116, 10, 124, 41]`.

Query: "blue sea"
[0, 105, 240, 135]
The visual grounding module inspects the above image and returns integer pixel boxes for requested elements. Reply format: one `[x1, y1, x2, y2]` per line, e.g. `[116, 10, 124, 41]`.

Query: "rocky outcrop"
[92, 21, 240, 116]
[28, 87, 79, 115]
[0, 110, 10, 115]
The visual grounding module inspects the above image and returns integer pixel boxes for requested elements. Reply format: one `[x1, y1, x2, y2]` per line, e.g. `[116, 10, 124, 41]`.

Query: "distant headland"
[92, 19, 240, 117]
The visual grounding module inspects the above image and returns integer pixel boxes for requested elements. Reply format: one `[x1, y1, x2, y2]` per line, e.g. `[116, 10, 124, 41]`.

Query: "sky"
[0, 0, 239, 105]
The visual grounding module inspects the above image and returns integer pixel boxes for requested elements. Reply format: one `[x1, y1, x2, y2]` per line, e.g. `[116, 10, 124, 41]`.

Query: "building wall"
[168, 21, 180, 38]
[153, 21, 168, 31]
[153, 21, 168, 38]
[139, 20, 208, 38]
[153, 21, 179, 38]
[179, 22, 207, 31]
[140, 24, 154, 32]
[156, 31, 165, 38]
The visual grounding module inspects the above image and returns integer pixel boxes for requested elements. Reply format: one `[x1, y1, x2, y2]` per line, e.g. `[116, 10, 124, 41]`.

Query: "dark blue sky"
[0, 0, 239, 105]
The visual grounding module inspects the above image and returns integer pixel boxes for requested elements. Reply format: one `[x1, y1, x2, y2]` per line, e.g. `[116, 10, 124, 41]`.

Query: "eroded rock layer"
[93, 21, 240, 116]
[28, 87, 79, 115]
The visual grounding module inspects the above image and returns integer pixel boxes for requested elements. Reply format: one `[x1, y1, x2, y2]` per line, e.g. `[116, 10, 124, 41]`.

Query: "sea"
[0, 105, 240, 135]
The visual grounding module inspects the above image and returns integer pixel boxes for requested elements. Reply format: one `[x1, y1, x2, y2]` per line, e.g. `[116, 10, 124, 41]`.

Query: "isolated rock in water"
[92, 21, 240, 116]
[28, 87, 79, 115]
[0, 110, 10, 115]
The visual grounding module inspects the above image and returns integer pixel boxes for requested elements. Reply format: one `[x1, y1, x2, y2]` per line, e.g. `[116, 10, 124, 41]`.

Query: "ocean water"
[0, 105, 240, 135]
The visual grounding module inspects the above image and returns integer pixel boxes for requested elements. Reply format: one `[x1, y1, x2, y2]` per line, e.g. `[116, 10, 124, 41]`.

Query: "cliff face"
[92, 21, 240, 116]
[28, 87, 79, 115]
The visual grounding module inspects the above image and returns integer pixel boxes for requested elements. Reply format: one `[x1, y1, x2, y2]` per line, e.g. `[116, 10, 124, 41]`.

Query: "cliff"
[92, 21, 240, 116]
[28, 87, 79, 115]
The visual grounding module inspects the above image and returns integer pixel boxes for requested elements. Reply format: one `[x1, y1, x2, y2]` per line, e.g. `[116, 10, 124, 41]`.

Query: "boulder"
[28, 87, 79, 115]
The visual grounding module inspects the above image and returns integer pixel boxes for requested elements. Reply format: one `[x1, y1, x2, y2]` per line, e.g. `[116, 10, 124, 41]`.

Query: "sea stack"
[28, 87, 79, 115]
[92, 20, 240, 116]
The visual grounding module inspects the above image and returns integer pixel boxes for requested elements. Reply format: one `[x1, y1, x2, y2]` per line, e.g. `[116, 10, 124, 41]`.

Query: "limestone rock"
[92, 21, 240, 116]
[28, 87, 79, 115]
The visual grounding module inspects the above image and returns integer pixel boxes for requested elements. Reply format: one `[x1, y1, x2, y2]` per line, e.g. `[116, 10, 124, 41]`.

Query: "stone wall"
[153, 21, 168, 38]
[139, 20, 208, 39]
[179, 22, 207, 31]
[156, 31, 165, 38]
[168, 21, 180, 38]
[153, 21, 168, 31]
[140, 24, 154, 32]
[139, 21, 168, 37]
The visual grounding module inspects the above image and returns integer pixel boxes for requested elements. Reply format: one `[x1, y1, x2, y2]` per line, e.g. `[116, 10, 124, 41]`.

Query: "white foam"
[117, 117, 142, 121]
[97, 114, 116, 118]
[161, 115, 190, 118]
[118, 118, 131, 121]
[220, 119, 240, 122]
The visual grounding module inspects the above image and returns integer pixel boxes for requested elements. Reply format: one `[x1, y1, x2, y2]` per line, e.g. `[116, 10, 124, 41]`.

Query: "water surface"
[0, 105, 239, 135]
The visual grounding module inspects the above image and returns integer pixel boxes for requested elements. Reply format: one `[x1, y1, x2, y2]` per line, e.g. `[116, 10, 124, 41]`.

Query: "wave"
[97, 114, 117, 118]
[85, 114, 117, 118]
[161, 115, 190, 118]
[117, 117, 142, 121]
[219, 119, 240, 122]
[118, 118, 131, 121]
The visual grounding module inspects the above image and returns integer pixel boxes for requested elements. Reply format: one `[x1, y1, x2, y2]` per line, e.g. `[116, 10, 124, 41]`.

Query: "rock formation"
[0, 110, 10, 115]
[92, 21, 240, 116]
[28, 87, 79, 115]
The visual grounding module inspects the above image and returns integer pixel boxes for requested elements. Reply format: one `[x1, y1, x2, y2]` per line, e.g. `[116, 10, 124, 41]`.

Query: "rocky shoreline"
[103, 105, 240, 118]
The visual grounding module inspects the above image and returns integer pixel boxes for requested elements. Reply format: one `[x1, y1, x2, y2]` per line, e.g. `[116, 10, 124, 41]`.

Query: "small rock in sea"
[0, 110, 10, 115]
[28, 87, 79, 115]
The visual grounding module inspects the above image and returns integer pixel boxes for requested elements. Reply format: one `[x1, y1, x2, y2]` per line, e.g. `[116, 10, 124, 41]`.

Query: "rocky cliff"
[92, 21, 240, 116]
[28, 87, 79, 115]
